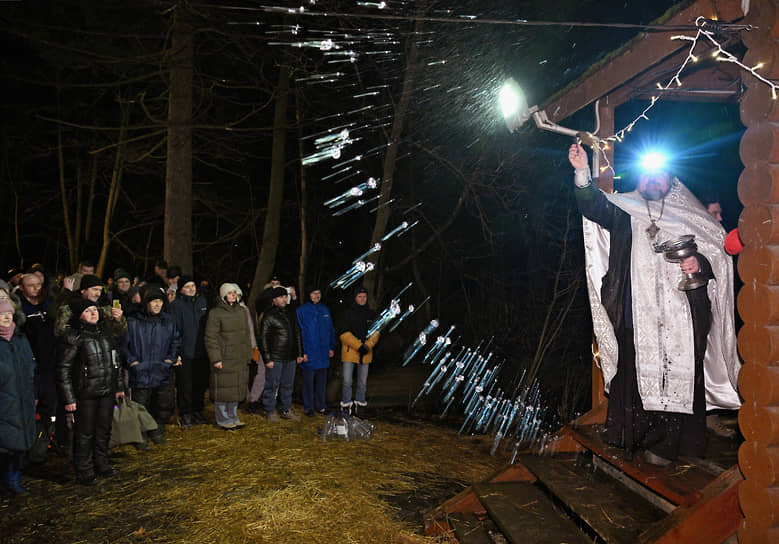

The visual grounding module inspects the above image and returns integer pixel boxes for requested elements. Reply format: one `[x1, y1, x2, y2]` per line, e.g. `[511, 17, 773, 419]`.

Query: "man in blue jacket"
[296, 287, 336, 416]
[120, 290, 181, 445]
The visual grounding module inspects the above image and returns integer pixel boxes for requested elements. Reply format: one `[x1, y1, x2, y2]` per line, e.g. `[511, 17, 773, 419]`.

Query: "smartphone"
[112, 300, 121, 309]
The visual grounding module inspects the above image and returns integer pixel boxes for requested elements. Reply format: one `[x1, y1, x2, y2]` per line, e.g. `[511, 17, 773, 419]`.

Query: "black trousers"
[73, 395, 114, 477]
[133, 383, 175, 426]
[175, 358, 209, 415]
[37, 363, 69, 446]
[606, 311, 710, 460]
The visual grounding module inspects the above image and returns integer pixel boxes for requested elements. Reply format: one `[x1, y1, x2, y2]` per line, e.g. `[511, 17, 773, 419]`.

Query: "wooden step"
[567, 424, 717, 506]
[473, 482, 590, 544]
[447, 512, 497, 544]
[518, 453, 666, 544]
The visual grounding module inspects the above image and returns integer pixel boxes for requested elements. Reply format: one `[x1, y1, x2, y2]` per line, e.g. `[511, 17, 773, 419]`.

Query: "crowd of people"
[0, 259, 380, 493]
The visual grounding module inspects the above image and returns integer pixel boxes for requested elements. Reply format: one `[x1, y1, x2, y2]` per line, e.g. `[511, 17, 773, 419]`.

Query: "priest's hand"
[680, 256, 700, 275]
[568, 144, 589, 170]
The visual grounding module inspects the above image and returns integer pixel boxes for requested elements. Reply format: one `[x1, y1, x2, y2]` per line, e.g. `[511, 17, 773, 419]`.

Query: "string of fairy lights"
[594, 16, 779, 176]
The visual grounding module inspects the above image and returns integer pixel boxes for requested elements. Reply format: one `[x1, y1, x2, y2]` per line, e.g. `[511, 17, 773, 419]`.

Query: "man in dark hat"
[169, 276, 210, 426]
[259, 286, 303, 422]
[254, 275, 283, 321]
[337, 286, 379, 414]
[54, 274, 127, 338]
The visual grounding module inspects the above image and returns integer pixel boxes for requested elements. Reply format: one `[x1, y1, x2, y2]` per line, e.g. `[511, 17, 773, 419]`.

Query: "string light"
[594, 16, 779, 176]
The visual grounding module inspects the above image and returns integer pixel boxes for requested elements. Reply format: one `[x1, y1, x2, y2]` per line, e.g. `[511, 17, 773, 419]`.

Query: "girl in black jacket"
[56, 299, 125, 485]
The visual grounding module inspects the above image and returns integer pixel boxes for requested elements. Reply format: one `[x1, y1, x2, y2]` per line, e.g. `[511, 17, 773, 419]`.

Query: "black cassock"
[575, 183, 712, 460]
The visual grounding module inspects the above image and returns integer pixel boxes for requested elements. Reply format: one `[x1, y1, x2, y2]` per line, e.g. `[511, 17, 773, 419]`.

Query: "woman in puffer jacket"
[56, 299, 125, 485]
[205, 283, 253, 430]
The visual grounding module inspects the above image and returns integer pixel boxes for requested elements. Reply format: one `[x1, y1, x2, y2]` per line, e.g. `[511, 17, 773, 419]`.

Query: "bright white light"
[499, 78, 531, 133]
[499, 80, 521, 119]
[639, 151, 668, 173]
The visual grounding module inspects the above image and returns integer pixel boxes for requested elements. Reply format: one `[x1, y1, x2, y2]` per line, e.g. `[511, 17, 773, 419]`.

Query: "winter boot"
[10, 471, 27, 495]
[2, 471, 27, 495]
[148, 426, 167, 446]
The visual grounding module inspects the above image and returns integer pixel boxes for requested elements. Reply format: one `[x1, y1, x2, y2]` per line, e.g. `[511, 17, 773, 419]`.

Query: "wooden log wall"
[736, 1, 779, 541]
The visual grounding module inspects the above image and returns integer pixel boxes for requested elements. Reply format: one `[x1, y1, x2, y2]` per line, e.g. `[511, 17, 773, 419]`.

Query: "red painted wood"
[640, 465, 742, 544]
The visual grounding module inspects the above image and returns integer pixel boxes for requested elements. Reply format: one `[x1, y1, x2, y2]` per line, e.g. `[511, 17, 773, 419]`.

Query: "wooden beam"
[542, 0, 742, 123]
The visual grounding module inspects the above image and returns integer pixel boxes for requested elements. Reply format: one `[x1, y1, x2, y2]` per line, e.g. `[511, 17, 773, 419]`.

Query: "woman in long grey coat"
[205, 283, 253, 429]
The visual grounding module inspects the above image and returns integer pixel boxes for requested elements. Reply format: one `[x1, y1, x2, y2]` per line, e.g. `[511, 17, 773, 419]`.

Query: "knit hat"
[177, 275, 196, 294]
[113, 268, 132, 282]
[270, 286, 288, 299]
[79, 274, 103, 290]
[144, 289, 166, 305]
[69, 298, 98, 319]
[219, 282, 242, 301]
[167, 265, 182, 279]
[5, 268, 21, 282]
[354, 286, 368, 297]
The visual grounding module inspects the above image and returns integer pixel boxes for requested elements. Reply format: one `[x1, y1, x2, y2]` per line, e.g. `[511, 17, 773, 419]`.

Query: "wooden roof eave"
[541, 0, 745, 124]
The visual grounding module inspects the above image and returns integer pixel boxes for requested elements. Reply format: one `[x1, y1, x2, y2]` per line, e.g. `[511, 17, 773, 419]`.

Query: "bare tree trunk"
[248, 65, 290, 307]
[163, 13, 194, 274]
[96, 108, 128, 277]
[363, 21, 420, 302]
[296, 86, 308, 294]
[74, 160, 83, 262]
[84, 155, 97, 243]
[57, 129, 77, 272]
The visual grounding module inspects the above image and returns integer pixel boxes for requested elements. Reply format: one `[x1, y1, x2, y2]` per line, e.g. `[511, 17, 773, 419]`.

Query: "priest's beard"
[639, 180, 667, 201]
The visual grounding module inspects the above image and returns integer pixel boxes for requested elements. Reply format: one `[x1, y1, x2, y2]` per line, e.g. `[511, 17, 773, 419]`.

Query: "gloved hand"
[357, 344, 370, 356]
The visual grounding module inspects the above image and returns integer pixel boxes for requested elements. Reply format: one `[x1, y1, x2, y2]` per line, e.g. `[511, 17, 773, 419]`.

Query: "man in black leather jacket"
[56, 299, 125, 485]
[259, 287, 303, 422]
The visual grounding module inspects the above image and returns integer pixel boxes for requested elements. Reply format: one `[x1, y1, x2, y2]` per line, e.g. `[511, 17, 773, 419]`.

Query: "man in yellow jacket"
[338, 287, 379, 414]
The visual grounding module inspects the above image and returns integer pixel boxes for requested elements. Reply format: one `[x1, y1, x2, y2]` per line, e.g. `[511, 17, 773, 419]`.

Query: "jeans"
[214, 401, 240, 427]
[342, 362, 369, 406]
[301, 368, 328, 412]
[262, 360, 296, 413]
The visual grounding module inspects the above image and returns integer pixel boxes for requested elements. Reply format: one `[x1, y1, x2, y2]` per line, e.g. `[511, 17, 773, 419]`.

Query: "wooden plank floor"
[518, 453, 666, 544]
[447, 512, 496, 544]
[473, 482, 591, 544]
[568, 424, 724, 506]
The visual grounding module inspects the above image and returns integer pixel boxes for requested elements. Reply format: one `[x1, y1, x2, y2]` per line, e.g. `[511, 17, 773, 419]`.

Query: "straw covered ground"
[1, 409, 505, 544]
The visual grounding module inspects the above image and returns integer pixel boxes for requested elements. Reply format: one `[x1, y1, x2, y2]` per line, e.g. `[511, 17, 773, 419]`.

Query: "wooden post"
[737, 2, 779, 540]
[587, 98, 615, 412]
